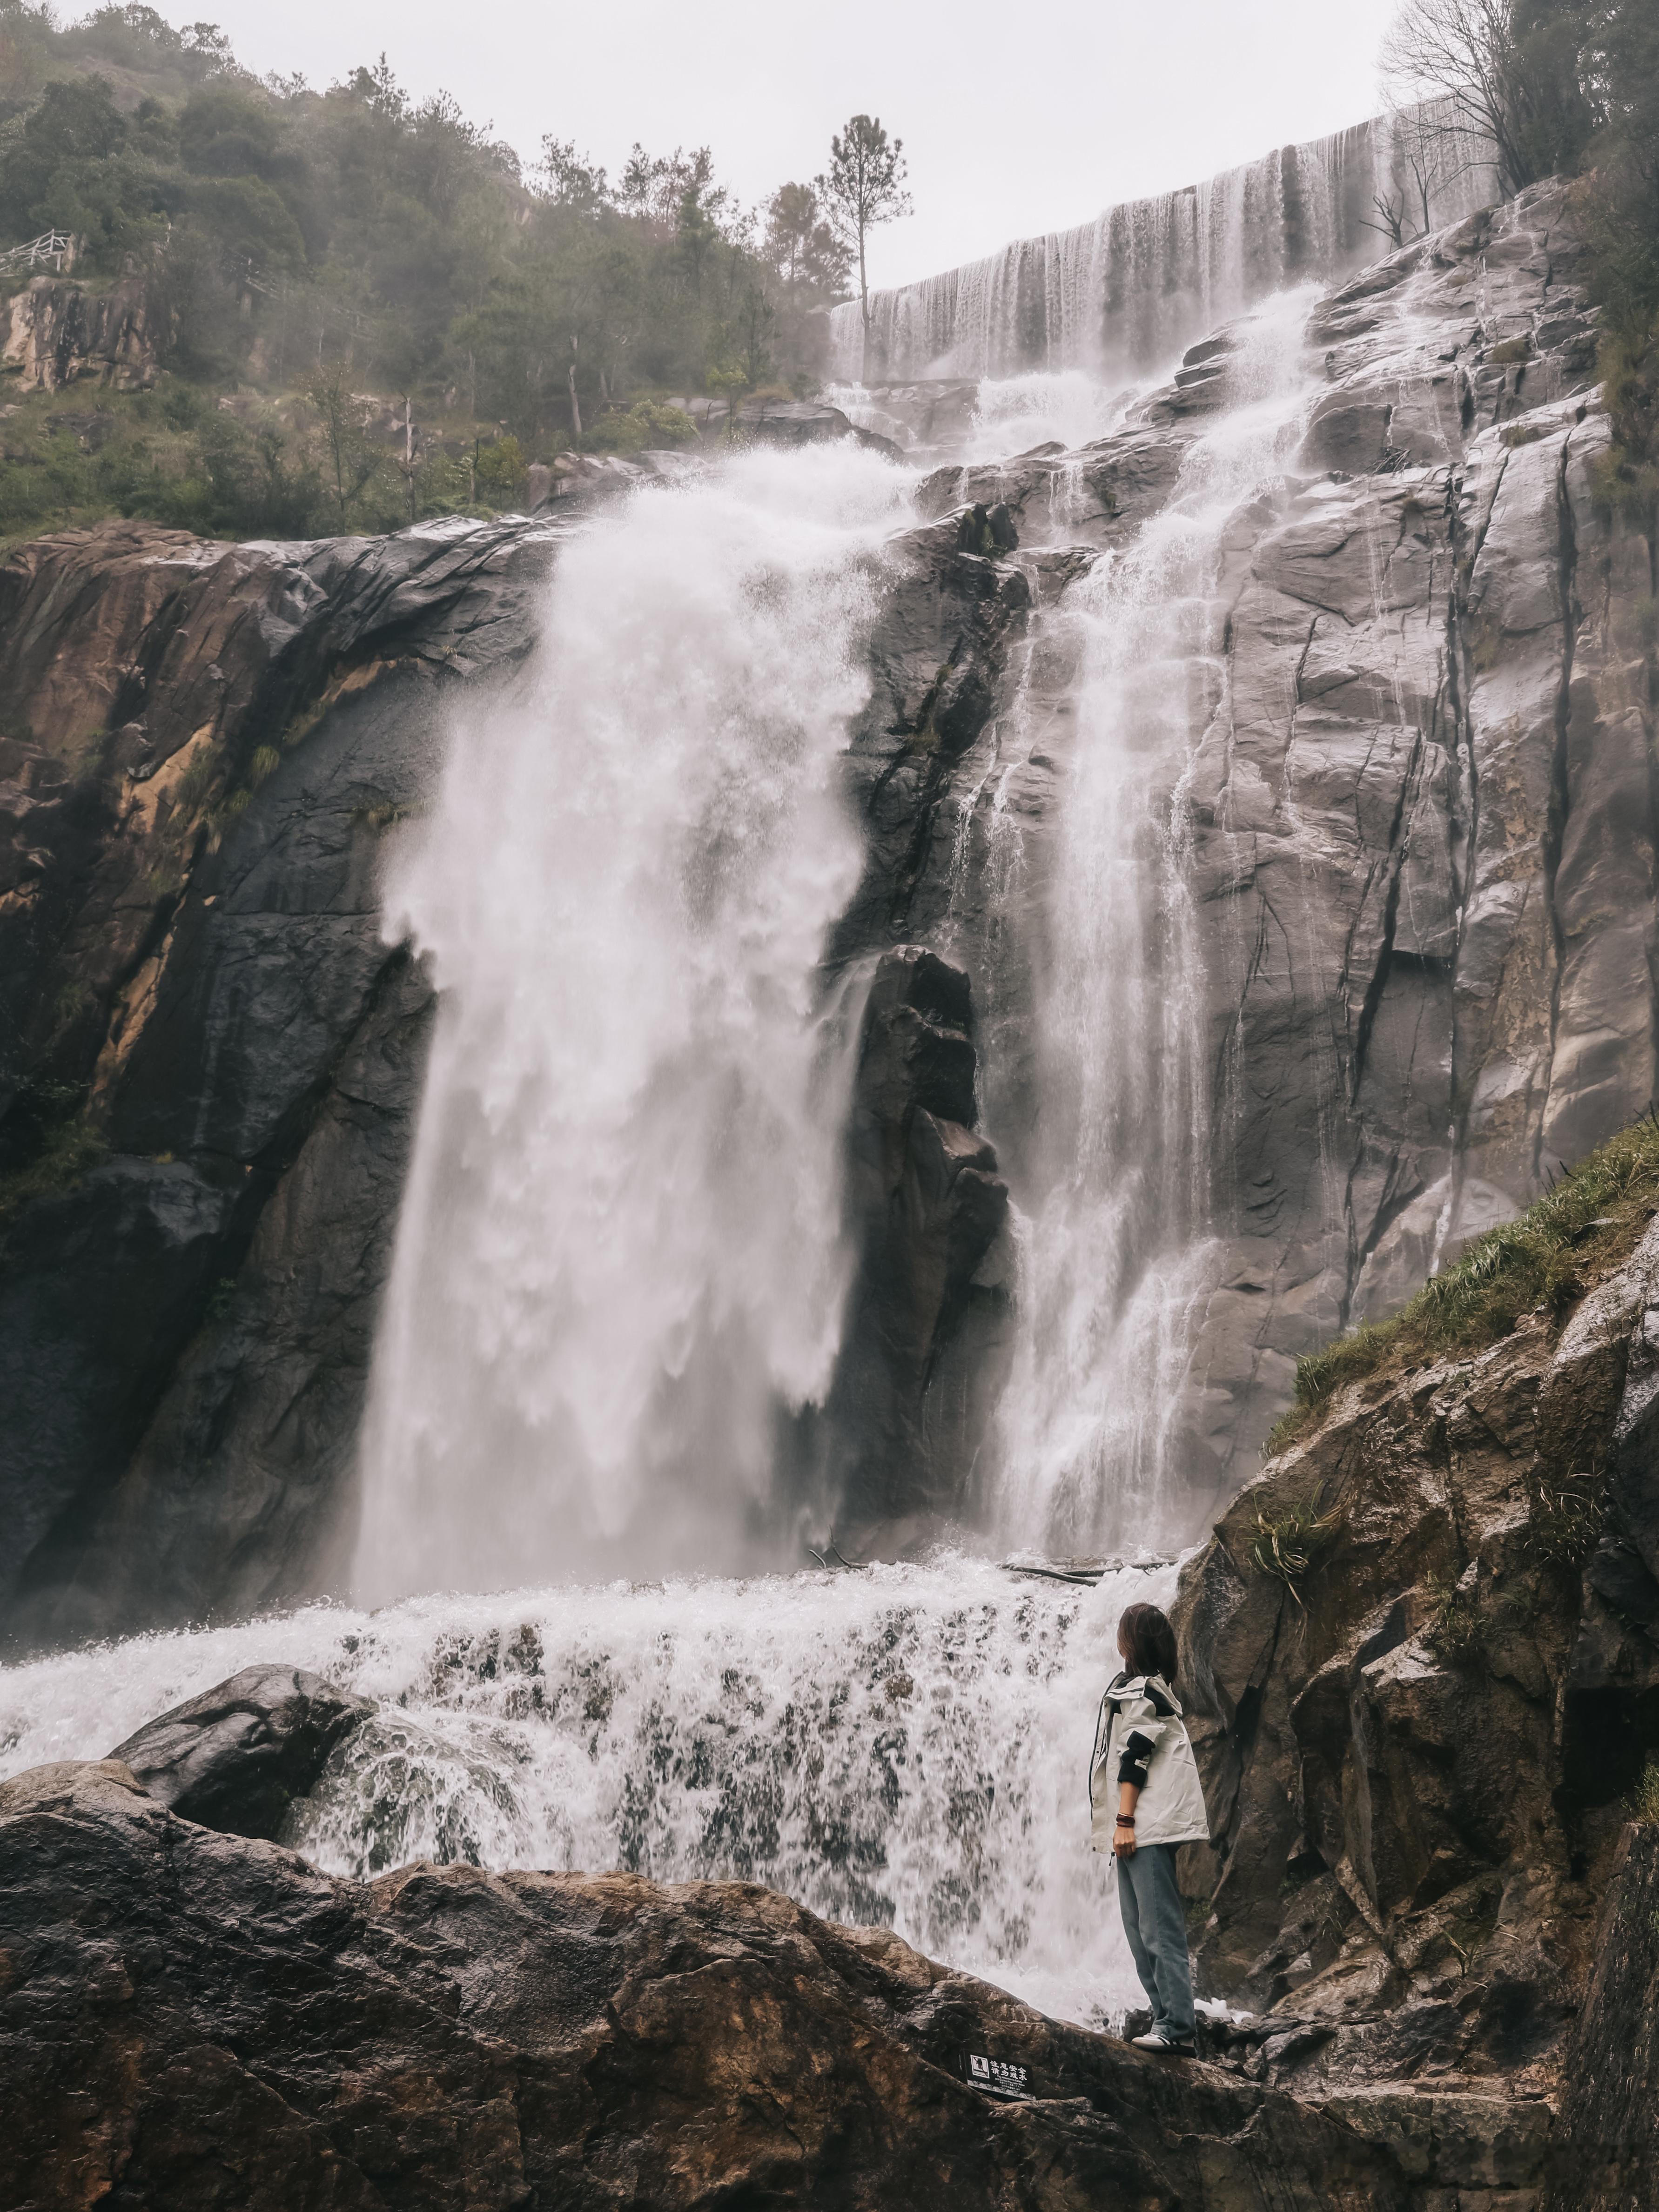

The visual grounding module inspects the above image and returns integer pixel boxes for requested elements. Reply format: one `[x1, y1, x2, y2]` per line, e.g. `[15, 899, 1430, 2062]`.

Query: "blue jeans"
[1117, 1842, 1196, 2039]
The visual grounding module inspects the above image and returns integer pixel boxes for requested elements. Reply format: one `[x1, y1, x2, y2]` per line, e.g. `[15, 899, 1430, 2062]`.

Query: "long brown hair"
[1118, 1601, 1178, 1685]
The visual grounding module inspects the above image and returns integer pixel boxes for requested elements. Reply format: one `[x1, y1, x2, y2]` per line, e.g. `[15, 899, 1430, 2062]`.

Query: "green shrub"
[1525, 1469, 1605, 1569]
[1423, 1577, 1482, 1666]
[1267, 1110, 1659, 1453]
[1249, 1488, 1343, 1608]
[1631, 1755, 1659, 1825]
[0, 1116, 107, 1224]
[582, 400, 697, 456]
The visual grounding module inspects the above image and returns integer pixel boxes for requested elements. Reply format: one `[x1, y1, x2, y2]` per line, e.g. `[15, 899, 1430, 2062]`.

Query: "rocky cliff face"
[854, 179, 1656, 1535]
[0, 1756, 1412, 2211]
[1, 270, 160, 392]
[0, 519, 565, 1642]
[3, 178, 1655, 1632]
[1165, 1199, 1659, 2196]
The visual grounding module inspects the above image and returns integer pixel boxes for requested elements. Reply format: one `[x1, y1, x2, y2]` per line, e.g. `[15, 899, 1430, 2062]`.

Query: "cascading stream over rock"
[354, 446, 905, 1603]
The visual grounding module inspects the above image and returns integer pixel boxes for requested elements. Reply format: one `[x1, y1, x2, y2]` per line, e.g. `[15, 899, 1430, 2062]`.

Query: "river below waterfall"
[0, 1555, 1176, 2027]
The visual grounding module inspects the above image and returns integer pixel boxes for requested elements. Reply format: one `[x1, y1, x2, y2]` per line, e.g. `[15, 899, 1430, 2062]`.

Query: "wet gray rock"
[107, 1663, 373, 1839]
[826, 947, 1011, 1535]
[0, 1758, 1411, 2212]
[0, 519, 567, 1646]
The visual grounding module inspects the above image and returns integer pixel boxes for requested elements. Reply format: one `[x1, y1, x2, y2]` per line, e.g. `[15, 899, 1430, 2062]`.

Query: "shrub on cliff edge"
[1267, 1107, 1659, 1452]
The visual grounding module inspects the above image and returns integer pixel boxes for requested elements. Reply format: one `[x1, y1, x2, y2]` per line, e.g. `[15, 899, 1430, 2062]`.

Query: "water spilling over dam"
[830, 104, 1498, 382]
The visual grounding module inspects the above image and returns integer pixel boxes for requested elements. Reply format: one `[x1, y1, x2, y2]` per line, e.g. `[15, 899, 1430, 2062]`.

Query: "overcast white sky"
[144, 0, 1405, 291]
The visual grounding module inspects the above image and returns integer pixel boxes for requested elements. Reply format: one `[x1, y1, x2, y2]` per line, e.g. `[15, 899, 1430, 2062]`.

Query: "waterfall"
[353, 447, 907, 1607]
[0, 1555, 1177, 2028]
[990, 287, 1325, 1557]
[831, 105, 1499, 382]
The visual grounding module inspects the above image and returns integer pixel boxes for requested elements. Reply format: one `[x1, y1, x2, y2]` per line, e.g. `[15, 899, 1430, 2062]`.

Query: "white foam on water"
[0, 1554, 1178, 2029]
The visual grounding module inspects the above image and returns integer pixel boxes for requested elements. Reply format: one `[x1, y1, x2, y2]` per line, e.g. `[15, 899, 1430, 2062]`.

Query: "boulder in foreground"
[0, 1760, 1407, 2210]
[106, 1661, 372, 1839]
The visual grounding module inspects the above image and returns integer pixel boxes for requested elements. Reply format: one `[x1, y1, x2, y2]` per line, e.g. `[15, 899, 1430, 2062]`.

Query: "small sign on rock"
[961, 2050, 1033, 2100]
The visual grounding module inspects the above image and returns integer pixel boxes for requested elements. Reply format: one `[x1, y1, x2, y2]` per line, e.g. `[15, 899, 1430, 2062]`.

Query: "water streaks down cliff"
[993, 289, 1323, 1559]
[831, 106, 1499, 383]
[355, 450, 905, 1604]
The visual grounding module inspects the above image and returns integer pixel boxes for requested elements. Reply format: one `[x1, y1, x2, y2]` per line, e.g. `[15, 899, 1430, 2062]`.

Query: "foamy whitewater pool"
[0, 1554, 1179, 2028]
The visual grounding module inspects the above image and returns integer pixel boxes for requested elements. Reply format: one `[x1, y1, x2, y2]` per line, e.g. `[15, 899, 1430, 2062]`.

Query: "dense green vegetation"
[0, 3, 856, 538]
[1267, 1109, 1659, 1452]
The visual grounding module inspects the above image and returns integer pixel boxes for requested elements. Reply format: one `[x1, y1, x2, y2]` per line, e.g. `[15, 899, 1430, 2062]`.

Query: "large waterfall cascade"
[832, 104, 1499, 383]
[1, 234, 1368, 2028]
[354, 447, 906, 1606]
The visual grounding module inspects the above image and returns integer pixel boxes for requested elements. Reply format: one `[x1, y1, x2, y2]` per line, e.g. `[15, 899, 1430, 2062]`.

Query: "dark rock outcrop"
[0, 518, 568, 1645]
[1169, 1210, 1659, 2181]
[0, 1757, 1410, 2211]
[827, 948, 1011, 1536]
[106, 1663, 373, 1839]
[1545, 1822, 1659, 2209]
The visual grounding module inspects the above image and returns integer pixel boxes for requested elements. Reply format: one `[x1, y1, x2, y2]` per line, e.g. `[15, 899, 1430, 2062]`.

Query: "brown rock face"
[0, 272, 159, 392]
[1171, 1216, 1659, 2149]
[0, 1759, 1409, 2212]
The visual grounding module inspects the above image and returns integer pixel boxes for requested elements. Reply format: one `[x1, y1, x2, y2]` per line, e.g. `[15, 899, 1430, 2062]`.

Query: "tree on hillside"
[1381, 0, 1598, 193]
[818, 114, 910, 344]
[764, 181, 849, 302]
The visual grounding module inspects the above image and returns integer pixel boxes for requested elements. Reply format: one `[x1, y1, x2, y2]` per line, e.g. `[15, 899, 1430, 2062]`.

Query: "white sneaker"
[1131, 2028, 1196, 2055]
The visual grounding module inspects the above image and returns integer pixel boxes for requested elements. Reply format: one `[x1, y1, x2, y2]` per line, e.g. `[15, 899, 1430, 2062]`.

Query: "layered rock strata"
[0, 1756, 1410, 2211]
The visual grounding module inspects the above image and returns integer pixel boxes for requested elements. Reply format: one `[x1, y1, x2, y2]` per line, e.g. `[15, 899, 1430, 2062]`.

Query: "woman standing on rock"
[1090, 1601, 1211, 2057]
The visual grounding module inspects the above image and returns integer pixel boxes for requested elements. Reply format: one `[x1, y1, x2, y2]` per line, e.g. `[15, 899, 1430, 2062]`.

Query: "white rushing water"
[0, 211, 1373, 2041]
[0, 1555, 1176, 2027]
[991, 287, 1324, 1556]
[355, 446, 909, 1606]
[832, 105, 1498, 382]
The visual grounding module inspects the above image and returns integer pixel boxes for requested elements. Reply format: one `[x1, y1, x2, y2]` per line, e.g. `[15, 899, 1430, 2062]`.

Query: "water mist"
[354, 448, 909, 1606]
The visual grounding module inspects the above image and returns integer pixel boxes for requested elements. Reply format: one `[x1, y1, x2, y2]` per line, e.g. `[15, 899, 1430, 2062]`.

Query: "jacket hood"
[1111, 1670, 1185, 1717]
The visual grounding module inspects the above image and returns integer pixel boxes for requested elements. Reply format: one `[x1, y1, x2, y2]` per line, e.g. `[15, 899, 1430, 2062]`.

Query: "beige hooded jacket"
[1088, 1670, 1210, 1853]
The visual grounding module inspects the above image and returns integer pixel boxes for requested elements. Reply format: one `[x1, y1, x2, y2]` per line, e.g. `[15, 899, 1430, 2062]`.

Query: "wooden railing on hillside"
[0, 229, 73, 277]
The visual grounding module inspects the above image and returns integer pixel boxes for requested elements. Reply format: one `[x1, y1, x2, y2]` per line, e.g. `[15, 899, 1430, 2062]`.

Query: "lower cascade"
[0, 1558, 1174, 2026]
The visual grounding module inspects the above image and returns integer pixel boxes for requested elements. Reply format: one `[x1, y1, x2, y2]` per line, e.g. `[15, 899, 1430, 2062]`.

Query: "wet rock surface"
[106, 1663, 373, 1840]
[0, 1757, 1410, 2212]
[846, 179, 1654, 1527]
[1170, 1217, 1659, 2201]
[1544, 1822, 1659, 2210]
[826, 947, 1011, 1537]
[0, 518, 568, 1644]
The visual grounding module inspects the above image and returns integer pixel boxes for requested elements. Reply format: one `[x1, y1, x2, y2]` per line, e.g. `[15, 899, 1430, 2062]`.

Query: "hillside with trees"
[0, 2, 856, 538]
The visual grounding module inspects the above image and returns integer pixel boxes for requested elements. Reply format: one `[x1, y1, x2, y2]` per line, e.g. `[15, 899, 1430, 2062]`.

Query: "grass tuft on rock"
[1265, 1109, 1659, 1457]
[1249, 1488, 1343, 1607]
[1631, 1755, 1659, 1826]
